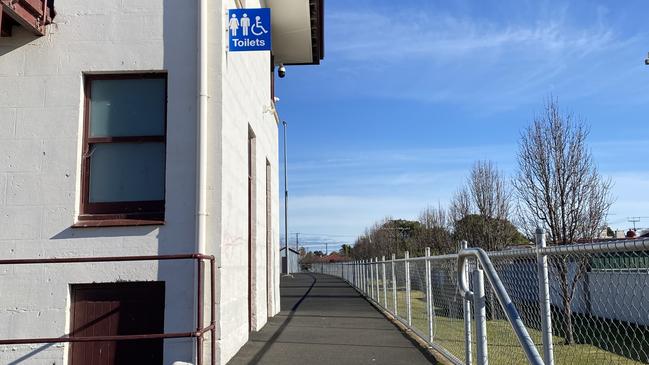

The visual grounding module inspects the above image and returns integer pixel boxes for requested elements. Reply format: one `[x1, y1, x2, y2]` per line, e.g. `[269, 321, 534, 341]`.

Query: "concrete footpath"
[227, 273, 433, 365]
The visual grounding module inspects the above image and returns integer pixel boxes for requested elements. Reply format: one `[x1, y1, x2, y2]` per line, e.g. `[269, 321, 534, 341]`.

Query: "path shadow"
[243, 273, 318, 364]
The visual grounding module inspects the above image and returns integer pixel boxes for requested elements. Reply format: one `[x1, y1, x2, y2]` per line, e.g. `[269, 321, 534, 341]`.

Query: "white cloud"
[316, 6, 648, 109]
[328, 10, 615, 63]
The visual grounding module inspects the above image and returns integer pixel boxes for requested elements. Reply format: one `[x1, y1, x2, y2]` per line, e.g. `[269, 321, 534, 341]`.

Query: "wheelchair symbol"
[251, 15, 268, 36]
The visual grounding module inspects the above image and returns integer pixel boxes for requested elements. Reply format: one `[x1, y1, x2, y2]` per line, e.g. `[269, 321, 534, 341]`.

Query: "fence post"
[360, 260, 364, 293]
[366, 259, 371, 296]
[354, 261, 358, 288]
[382, 256, 388, 307]
[371, 258, 376, 299]
[462, 241, 473, 365]
[536, 228, 554, 365]
[405, 251, 412, 326]
[360, 261, 364, 293]
[369, 258, 373, 298]
[425, 247, 434, 342]
[391, 253, 397, 315]
[356, 261, 360, 289]
[473, 268, 488, 365]
[363, 260, 367, 294]
[375, 257, 380, 302]
[365, 259, 369, 294]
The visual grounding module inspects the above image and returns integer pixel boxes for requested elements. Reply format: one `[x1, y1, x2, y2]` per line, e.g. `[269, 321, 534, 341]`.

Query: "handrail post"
[391, 253, 397, 315]
[197, 259, 205, 365]
[425, 247, 434, 342]
[536, 228, 554, 365]
[458, 248, 544, 365]
[462, 241, 473, 365]
[473, 268, 488, 365]
[382, 256, 388, 307]
[405, 251, 412, 326]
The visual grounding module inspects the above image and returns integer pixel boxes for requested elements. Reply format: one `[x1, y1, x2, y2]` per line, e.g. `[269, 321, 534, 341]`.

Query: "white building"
[0, 0, 323, 364]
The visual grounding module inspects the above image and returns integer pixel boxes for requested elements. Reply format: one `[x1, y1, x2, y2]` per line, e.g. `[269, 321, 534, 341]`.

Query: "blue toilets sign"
[228, 8, 271, 52]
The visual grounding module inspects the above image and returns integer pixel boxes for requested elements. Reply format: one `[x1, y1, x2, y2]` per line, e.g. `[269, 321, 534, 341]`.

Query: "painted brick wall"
[210, 1, 281, 362]
[0, 0, 201, 361]
[0, 0, 281, 363]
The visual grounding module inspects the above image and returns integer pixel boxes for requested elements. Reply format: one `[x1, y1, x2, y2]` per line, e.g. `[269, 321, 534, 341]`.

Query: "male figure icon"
[240, 14, 251, 36]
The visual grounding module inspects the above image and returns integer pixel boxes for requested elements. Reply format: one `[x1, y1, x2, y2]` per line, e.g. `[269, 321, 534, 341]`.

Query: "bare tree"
[451, 161, 516, 251]
[449, 187, 471, 223]
[418, 204, 453, 253]
[469, 160, 511, 221]
[513, 98, 613, 345]
[419, 204, 448, 230]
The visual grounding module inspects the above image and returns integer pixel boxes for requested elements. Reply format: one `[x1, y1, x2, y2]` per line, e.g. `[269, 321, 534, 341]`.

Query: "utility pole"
[628, 217, 649, 231]
[295, 233, 299, 251]
[325, 242, 328, 256]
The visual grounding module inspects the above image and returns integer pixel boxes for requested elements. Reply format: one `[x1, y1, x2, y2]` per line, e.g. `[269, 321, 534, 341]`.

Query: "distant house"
[324, 252, 351, 263]
[281, 247, 300, 274]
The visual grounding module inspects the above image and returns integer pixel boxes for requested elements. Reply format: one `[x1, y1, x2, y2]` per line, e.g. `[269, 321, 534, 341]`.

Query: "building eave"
[267, 0, 324, 66]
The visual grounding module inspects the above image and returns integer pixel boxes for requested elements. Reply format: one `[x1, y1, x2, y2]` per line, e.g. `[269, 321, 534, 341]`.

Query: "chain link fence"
[311, 235, 649, 365]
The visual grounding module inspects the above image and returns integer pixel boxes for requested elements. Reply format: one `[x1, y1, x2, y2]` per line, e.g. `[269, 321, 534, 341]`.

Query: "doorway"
[69, 282, 165, 365]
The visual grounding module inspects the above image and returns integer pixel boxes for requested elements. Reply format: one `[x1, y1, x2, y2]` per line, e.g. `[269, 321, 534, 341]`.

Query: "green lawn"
[385, 289, 646, 365]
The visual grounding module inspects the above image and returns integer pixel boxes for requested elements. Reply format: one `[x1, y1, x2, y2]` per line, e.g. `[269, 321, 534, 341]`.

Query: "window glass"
[89, 143, 165, 203]
[89, 78, 166, 137]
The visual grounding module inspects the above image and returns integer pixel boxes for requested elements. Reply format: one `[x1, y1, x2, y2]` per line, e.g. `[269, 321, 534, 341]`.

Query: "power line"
[628, 217, 649, 230]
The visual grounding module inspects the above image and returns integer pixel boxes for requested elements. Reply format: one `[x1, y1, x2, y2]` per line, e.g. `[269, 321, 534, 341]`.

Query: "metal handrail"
[458, 248, 544, 365]
[0, 253, 216, 365]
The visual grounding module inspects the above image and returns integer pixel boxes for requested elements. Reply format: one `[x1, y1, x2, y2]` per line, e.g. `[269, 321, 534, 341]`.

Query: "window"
[78, 74, 167, 226]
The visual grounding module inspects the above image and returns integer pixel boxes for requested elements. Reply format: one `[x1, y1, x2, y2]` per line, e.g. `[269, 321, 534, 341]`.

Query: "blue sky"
[276, 0, 649, 252]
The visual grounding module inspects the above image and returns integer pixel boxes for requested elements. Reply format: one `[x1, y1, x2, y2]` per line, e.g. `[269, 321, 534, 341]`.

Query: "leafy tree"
[339, 244, 353, 257]
[453, 214, 528, 249]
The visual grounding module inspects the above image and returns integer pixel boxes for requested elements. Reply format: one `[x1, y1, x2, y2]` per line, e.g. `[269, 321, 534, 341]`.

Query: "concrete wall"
[0, 0, 198, 363]
[213, 1, 280, 362]
[0, 0, 280, 364]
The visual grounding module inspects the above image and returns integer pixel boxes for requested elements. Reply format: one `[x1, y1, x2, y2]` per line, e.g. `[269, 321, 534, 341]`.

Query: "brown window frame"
[78, 73, 167, 226]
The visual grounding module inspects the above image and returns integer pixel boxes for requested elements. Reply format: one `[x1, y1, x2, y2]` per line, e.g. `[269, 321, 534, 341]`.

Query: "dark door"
[69, 282, 165, 365]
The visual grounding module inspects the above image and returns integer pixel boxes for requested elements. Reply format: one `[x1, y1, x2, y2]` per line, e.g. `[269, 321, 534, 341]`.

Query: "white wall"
[210, 1, 281, 362]
[1, 0, 281, 364]
[0, 1, 188, 364]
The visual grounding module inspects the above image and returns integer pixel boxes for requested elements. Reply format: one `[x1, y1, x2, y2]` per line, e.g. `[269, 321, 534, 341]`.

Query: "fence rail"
[311, 235, 649, 365]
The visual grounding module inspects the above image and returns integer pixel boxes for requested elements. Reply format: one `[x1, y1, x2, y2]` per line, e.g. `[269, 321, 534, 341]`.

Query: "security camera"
[645, 53, 649, 65]
[278, 64, 286, 78]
